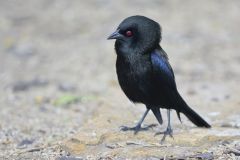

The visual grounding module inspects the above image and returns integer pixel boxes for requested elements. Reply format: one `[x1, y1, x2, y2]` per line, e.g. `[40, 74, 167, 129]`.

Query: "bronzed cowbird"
[108, 15, 211, 143]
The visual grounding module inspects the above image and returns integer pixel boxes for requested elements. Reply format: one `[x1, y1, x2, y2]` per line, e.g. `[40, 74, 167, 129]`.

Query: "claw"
[120, 125, 141, 134]
[154, 127, 174, 144]
[120, 124, 158, 135]
[119, 108, 151, 134]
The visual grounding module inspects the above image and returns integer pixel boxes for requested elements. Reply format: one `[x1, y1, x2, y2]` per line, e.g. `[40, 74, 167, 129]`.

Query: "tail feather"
[151, 107, 163, 125]
[176, 93, 211, 128]
[176, 111, 182, 123]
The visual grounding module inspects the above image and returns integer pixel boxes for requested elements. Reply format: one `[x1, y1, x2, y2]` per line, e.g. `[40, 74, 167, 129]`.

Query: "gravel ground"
[0, 0, 240, 159]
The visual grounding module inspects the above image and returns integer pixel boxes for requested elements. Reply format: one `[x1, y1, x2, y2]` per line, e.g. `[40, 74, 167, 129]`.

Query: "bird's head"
[108, 15, 161, 55]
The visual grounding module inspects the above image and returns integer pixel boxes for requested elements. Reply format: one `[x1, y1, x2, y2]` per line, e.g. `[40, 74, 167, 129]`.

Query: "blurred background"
[0, 0, 239, 159]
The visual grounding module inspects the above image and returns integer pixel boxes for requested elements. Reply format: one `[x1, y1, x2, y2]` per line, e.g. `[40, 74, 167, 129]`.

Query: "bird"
[107, 15, 211, 143]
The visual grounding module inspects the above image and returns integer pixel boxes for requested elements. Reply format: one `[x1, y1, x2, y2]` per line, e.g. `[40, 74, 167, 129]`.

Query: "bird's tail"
[176, 92, 211, 128]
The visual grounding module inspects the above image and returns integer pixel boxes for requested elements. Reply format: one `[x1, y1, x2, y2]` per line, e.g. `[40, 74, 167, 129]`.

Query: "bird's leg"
[120, 108, 151, 134]
[155, 109, 173, 144]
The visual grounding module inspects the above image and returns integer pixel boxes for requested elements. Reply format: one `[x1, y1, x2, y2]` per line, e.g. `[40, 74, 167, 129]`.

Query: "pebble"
[57, 156, 83, 160]
[17, 139, 34, 148]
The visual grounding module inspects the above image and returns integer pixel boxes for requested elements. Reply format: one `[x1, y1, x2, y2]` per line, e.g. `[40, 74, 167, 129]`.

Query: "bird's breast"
[116, 54, 153, 103]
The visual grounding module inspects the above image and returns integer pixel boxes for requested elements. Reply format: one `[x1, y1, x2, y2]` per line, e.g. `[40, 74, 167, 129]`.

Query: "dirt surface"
[0, 0, 240, 159]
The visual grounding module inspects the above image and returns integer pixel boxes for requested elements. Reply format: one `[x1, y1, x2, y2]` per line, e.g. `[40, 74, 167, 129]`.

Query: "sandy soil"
[0, 0, 239, 159]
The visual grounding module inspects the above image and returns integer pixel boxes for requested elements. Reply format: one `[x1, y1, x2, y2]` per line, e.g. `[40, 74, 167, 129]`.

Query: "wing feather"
[151, 49, 176, 90]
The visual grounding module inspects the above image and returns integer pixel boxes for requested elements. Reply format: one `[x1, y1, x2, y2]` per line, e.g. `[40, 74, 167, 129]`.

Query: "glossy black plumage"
[108, 15, 211, 142]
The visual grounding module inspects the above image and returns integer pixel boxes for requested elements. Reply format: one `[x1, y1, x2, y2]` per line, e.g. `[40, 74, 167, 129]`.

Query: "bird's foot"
[155, 127, 173, 144]
[120, 125, 141, 135]
[120, 124, 157, 135]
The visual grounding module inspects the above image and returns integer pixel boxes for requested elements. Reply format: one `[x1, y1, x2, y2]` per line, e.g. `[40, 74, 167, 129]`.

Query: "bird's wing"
[151, 49, 210, 127]
[151, 49, 177, 90]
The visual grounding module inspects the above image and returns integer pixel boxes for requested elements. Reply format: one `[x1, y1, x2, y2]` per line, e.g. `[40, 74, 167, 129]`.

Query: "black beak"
[107, 29, 122, 40]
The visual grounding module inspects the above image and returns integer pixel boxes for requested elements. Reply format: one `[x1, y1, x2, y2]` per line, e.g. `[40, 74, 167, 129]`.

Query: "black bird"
[107, 15, 211, 143]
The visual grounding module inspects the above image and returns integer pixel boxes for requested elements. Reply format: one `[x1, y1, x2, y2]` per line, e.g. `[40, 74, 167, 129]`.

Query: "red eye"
[125, 30, 133, 37]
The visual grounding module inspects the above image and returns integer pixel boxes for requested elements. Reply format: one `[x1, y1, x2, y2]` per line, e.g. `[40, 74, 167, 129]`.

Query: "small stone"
[30, 77, 49, 87]
[12, 81, 30, 91]
[126, 141, 142, 146]
[12, 78, 48, 92]
[187, 89, 196, 95]
[105, 143, 121, 149]
[38, 129, 46, 134]
[17, 139, 34, 148]
[9, 43, 35, 59]
[27, 148, 42, 152]
[201, 85, 208, 89]
[189, 152, 214, 160]
[211, 97, 219, 102]
[146, 157, 163, 160]
[225, 95, 230, 99]
[224, 148, 240, 156]
[221, 140, 230, 145]
[58, 83, 77, 92]
[57, 156, 83, 160]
